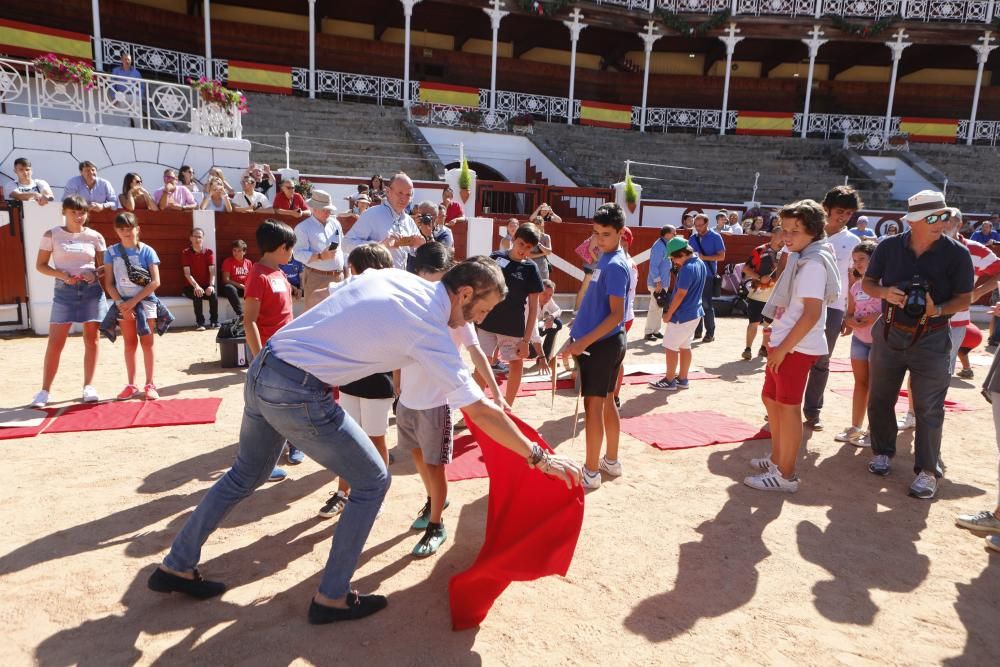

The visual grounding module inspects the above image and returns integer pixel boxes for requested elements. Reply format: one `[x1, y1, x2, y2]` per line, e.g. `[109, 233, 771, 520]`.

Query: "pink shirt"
[153, 184, 196, 208]
[850, 279, 881, 344]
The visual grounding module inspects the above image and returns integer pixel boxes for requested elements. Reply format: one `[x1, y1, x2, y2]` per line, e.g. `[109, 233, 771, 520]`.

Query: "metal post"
[308, 0, 316, 99]
[969, 31, 997, 145]
[203, 0, 212, 76]
[92, 0, 103, 71]
[484, 0, 508, 116]
[638, 21, 661, 133]
[564, 8, 588, 126]
[401, 0, 422, 118]
[285, 131, 291, 169]
[718, 22, 744, 136]
[801, 24, 828, 138]
[883, 29, 911, 141]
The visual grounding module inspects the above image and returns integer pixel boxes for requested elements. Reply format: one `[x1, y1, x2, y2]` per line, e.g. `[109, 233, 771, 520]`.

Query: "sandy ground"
[1, 312, 998, 667]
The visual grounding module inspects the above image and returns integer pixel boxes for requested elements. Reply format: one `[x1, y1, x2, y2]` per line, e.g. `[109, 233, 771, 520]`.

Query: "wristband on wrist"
[527, 443, 546, 467]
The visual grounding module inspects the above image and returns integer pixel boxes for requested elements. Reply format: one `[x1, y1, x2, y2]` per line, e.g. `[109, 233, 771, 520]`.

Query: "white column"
[483, 0, 509, 116]
[969, 31, 998, 145]
[718, 22, 744, 136]
[563, 8, 588, 126]
[92, 0, 103, 71]
[883, 29, 911, 141]
[401, 0, 422, 117]
[308, 0, 317, 99]
[800, 24, 828, 138]
[203, 0, 212, 78]
[638, 20, 662, 133]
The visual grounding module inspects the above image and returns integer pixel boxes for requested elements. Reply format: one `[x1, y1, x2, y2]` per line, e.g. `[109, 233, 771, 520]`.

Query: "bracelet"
[527, 443, 546, 467]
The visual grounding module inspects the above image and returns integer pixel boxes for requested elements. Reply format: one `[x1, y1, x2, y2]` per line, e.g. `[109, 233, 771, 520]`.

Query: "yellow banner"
[0, 20, 91, 60]
[419, 82, 480, 107]
[899, 117, 958, 143]
[580, 101, 632, 128]
[736, 112, 794, 136]
[227, 60, 292, 94]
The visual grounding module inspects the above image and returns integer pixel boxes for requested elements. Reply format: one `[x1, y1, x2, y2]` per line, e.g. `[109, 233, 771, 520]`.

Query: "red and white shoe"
[117, 384, 140, 400]
[144, 384, 160, 400]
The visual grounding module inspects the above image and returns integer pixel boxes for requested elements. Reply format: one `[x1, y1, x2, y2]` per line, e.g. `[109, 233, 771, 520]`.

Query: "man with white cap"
[293, 189, 345, 309]
[851, 215, 877, 240]
[862, 190, 975, 499]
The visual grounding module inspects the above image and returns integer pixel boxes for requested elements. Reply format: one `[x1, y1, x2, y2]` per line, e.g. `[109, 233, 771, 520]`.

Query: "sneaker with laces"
[196, 324, 206, 332]
[411, 522, 448, 557]
[144, 383, 159, 400]
[117, 384, 140, 401]
[868, 454, 891, 476]
[956, 510, 1000, 534]
[749, 455, 774, 471]
[741, 347, 752, 360]
[758, 346, 768, 358]
[287, 445, 305, 465]
[702, 335, 715, 343]
[909, 471, 937, 499]
[318, 491, 348, 518]
[957, 368, 974, 379]
[31, 389, 49, 408]
[897, 412, 916, 430]
[268, 467, 287, 483]
[834, 425, 864, 443]
[804, 416, 823, 431]
[411, 497, 450, 530]
[744, 468, 799, 493]
[649, 378, 678, 391]
[581, 467, 601, 490]
[848, 432, 870, 448]
[675, 378, 690, 389]
[82, 385, 100, 403]
[599, 456, 622, 477]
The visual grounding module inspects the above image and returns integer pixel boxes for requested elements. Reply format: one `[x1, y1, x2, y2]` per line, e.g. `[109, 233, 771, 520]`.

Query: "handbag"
[117, 244, 152, 287]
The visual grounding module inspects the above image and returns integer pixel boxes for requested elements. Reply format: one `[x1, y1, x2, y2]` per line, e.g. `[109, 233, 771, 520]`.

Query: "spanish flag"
[736, 111, 794, 137]
[419, 82, 480, 107]
[226, 60, 292, 95]
[899, 117, 958, 144]
[0, 19, 92, 61]
[579, 100, 632, 129]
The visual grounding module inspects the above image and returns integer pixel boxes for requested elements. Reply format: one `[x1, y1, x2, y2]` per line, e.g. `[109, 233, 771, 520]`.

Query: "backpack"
[217, 317, 245, 339]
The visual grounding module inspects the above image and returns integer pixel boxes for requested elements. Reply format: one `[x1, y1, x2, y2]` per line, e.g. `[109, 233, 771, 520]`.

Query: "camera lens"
[420, 214, 434, 224]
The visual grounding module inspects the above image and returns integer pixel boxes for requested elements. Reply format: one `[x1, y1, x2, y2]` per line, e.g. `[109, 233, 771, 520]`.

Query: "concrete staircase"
[908, 144, 1000, 213]
[531, 122, 889, 208]
[241, 94, 439, 180]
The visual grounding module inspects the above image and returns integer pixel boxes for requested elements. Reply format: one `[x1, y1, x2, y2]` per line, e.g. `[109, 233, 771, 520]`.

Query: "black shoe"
[758, 346, 768, 358]
[645, 334, 658, 341]
[805, 417, 823, 432]
[308, 591, 388, 624]
[702, 335, 715, 343]
[614, 395, 621, 409]
[654, 332, 663, 339]
[209, 322, 221, 329]
[148, 567, 226, 600]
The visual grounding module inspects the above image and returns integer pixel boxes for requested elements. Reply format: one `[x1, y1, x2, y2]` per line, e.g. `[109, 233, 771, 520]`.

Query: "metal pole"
[638, 21, 661, 133]
[401, 0, 421, 118]
[484, 0, 508, 116]
[564, 9, 587, 126]
[92, 0, 103, 71]
[203, 0, 212, 76]
[308, 0, 316, 99]
[718, 23, 743, 136]
[883, 30, 910, 141]
[801, 25, 827, 139]
[969, 31, 997, 146]
[285, 131, 291, 169]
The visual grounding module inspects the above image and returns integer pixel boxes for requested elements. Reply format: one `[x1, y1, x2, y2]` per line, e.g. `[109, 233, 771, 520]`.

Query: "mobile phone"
[329, 241, 339, 251]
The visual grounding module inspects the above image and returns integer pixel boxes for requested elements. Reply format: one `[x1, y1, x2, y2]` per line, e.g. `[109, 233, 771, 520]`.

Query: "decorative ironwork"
[102, 39, 207, 82]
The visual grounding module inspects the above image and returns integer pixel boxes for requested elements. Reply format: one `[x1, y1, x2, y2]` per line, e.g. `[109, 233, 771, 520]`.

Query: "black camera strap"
[882, 305, 928, 351]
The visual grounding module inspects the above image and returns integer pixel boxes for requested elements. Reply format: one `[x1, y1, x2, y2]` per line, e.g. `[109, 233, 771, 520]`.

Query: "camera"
[899, 275, 930, 318]
[328, 241, 339, 251]
[419, 213, 434, 225]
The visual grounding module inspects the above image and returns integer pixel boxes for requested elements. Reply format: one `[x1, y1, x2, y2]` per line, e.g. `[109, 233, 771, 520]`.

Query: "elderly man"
[971, 220, 1000, 246]
[344, 172, 424, 269]
[63, 161, 116, 210]
[863, 190, 974, 499]
[414, 201, 453, 249]
[644, 225, 676, 341]
[154, 169, 197, 211]
[293, 189, 345, 309]
[851, 215, 877, 239]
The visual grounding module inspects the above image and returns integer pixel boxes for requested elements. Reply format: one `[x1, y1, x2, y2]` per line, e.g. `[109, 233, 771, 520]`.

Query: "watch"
[935, 305, 943, 317]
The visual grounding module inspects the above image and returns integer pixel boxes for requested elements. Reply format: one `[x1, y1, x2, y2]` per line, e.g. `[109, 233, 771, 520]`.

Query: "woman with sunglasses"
[119, 173, 158, 211]
[272, 179, 309, 219]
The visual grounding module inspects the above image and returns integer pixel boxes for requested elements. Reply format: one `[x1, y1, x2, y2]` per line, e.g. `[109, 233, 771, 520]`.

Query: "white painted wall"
[0, 114, 251, 204]
[416, 127, 576, 186]
[861, 156, 937, 201]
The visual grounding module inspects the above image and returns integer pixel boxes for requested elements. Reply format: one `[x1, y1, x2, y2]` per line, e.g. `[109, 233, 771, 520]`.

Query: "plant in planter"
[187, 77, 249, 114]
[624, 173, 639, 213]
[410, 103, 430, 119]
[32, 53, 96, 90]
[458, 157, 472, 203]
[460, 109, 483, 126]
[294, 178, 313, 200]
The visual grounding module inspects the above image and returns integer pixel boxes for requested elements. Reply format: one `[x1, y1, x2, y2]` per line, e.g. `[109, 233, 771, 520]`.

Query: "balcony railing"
[0, 57, 242, 139]
[597, 0, 996, 23]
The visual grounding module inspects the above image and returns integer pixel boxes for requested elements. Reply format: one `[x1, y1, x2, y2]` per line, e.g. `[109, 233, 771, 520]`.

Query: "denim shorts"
[50, 280, 108, 324]
[850, 335, 872, 361]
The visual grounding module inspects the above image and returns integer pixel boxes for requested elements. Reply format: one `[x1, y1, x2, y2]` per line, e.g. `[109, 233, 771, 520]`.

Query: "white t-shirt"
[625, 258, 639, 322]
[826, 228, 856, 312]
[400, 323, 477, 410]
[768, 259, 830, 356]
[270, 268, 484, 409]
[232, 190, 269, 210]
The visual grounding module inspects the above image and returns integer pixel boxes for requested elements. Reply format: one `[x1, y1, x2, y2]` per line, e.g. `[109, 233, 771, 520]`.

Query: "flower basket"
[32, 54, 96, 90]
[410, 103, 430, 118]
[458, 157, 472, 202]
[624, 174, 638, 213]
[187, 77, 249, 114]
[460, 109, 483, 126]
[294, 178, 313, 199]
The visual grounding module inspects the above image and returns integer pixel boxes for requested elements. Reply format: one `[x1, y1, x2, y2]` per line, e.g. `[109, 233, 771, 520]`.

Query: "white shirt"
[723, 223, 744, 234]
[400, 323, 478, 410]
[269, 269, 484, 409]
[540, 298, 562, 323]
[953, 235, 1000, 325]
[625, 258, 639, 322]
[825, 228, 856, 312]
[769, 259, 830, 356]
[292, 215, 345, 272]
[232, 190, 269, 210]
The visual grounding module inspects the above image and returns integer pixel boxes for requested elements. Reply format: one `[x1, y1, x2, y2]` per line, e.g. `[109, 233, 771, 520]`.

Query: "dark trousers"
[867, 320, 952, 476]
[541, 318, 563, 358]
[694, 278, 716, 338]
[182, 286, 219, 326]
[220, 283, 245, 316]
[803, 307, 847, 420]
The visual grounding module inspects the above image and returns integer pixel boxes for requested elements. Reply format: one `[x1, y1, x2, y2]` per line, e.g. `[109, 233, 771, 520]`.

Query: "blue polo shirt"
[647, 237, 671, 289]
[670, 256, 707, 323]
[571, 248, 630, 342]
[865, 231, 974, 327]
[970, 230, 1000, 244]
[689, 230, 725, 275]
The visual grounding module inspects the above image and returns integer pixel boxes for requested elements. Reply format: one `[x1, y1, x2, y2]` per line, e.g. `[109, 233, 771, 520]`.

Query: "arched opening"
[444, 161, 507, 182]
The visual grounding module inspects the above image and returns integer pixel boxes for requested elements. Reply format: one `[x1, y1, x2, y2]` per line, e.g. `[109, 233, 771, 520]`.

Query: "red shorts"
[624, 319, 633, 333]
[761, 349, 820, 405]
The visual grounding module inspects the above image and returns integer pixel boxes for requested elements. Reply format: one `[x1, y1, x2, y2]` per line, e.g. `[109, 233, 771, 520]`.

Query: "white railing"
[412, 105, 516, 132]
[0, 57, 242, 139]
[794, 112, 898, 138]
[101, 38, 208, 82]
[639, 106, 737, 133]
[649, 0, 994, 22]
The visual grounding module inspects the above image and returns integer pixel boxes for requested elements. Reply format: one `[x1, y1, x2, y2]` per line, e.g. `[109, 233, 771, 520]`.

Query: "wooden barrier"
[0, 202, 28, 306]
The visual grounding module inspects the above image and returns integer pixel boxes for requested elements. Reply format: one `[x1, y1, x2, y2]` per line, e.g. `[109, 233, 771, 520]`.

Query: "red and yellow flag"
[579, 100, 632, 129]
[899, 117, 958, 144]
[0, 19, 92, 61]
[419, 82, 480, 107]
[227, 60, 292, 95]
[736, 111, 794, 137]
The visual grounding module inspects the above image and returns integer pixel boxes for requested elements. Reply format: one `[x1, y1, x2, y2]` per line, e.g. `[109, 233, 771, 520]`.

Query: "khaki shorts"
[477, 328, 522, 363]
[396, 403, 454, 465]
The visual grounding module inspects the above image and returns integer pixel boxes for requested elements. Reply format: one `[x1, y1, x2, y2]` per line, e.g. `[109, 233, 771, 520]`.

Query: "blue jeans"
[693, 278, 716, 338]
[164, 347, 390, 598]
[803, 307, 846, 421]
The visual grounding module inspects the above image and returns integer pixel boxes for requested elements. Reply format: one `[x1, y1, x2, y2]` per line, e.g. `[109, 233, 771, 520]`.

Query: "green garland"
[517, 0, 570, 17]
[824, 13, 900, 38]
[655, 9, 731, 36]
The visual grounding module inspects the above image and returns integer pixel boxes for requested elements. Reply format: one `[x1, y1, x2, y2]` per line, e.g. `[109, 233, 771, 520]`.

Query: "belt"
[889, 319, 948, 335]
[259, 347, 330, 390]
[305, 267, 343, 276]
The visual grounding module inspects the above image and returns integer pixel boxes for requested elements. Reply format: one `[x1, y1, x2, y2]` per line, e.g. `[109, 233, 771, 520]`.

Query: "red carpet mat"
[621, 410, 770, 451]
[446, 433, 488, 482]
[132, 398, 223, 427]
[0, 409, 58, 440]
[831, 388, 978, 413]
[41, 398, 222, 435]
[827, 358, 854, 372]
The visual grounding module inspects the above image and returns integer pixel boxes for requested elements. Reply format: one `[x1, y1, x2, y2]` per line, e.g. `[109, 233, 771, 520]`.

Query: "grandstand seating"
[908, 144, 1000, 213]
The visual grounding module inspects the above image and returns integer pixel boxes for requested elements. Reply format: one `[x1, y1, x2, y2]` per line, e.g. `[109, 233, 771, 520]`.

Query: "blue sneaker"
[675, 378, 690, 389]
[287, 445, 305, 465]
[268, 467, 287, 482]
[648, 378, 678, 391]
[867, 455, 891, 477]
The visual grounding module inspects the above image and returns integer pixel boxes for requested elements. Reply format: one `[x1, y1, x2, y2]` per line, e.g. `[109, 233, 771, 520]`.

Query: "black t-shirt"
[866, 231, 974, 327]
[254, 177, 273, 197]
[340, 372, 394, 400]
[479, 251, 544, 337]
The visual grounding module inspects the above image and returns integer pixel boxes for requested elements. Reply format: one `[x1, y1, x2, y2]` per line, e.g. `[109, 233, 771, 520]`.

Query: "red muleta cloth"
[449, 410, 584, 630]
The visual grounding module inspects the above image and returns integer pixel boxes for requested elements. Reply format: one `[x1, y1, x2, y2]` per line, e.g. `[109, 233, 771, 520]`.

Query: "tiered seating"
[910, 145, 1000, 213]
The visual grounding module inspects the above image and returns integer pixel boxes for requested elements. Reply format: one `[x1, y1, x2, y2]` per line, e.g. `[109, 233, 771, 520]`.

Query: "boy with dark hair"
[220, 239, 251, 318]
[649, 237, 707, 391]
[476, 222, 544, 406]
[567, 203, 631, 491]
[741, 227, 783, 360]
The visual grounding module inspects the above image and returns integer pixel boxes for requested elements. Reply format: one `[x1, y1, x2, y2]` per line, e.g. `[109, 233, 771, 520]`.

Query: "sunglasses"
[922, 211, 952, 225]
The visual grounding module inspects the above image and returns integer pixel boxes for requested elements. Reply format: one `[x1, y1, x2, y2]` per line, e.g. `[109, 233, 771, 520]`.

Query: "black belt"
[889, 320, 948, 335]
[883, 306, 948, 350]
[259, 346, 330, 390]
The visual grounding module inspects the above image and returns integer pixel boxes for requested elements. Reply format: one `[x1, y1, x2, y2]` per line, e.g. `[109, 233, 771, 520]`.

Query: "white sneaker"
[834, 425, 864, 443]
[897, 412, 915, 430]
[581, 467, 602, 490]
[31, 389, 49, 408]
[82, 385, 100, 403]
[599, 456, 622, 477]
[744, 467, 800, 493]
[749, 455, 774, 471]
